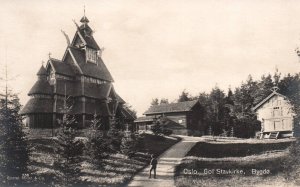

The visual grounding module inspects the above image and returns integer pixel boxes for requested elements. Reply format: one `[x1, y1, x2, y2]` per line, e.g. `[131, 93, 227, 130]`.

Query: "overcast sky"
[0, 0, 300, 116]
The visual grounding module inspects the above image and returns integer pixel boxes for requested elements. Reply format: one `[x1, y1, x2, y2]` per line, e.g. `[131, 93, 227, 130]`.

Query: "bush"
[162, 128, 172, 136]
[280, 140, 300, 184]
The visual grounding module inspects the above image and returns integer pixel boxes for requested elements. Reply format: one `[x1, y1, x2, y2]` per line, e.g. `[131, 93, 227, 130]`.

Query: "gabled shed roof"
[252, 91, 287, 111]
[144, 100, 199, 115]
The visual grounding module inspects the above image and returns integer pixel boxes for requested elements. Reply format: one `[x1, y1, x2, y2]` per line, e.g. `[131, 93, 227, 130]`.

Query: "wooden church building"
[252, 87, 295, 139]
[20, 13, 135, 129]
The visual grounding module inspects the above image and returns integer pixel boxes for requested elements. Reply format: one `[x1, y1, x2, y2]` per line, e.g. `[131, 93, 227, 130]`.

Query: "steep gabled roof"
[69, 47, 114, 81]
[252, 91, 287, 111]
[78, 26, 100, 50]
[116, 93, 125, 104]
[49, 58, 75, 77]
[144, 100, 199, 115]
[20, 98, 53, 115]
[28, 79, 53, 95]
[37, 66, 47, 76]
[120, 106, 136, 121]
[71, 20, 100, 50]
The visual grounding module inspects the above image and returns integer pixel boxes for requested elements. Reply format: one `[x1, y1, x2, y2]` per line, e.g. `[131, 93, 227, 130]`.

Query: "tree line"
[151, 71, 300, 138]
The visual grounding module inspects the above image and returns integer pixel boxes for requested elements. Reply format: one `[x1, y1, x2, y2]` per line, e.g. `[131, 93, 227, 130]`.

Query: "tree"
[208, 86, 227, 135]
[160, 98, 169, 104]
[120, 132, 137, 157]
[178, 90, 191, 102]
[54, 96, 84, 186]
[86, 113, 111, 167]
[233, 75, 258, 118]
[151, 98, 159, 106]
[253, 74, 274, 105]
[107, 120, 124, 153]
[278, 73, 300, 126]
[0, 62, 30, 186]
[151, 117, 172, 136]
[0, 93, 30, 186]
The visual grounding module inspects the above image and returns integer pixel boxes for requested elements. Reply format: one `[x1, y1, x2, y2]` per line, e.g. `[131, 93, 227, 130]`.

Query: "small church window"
[86, 48, 97, 64]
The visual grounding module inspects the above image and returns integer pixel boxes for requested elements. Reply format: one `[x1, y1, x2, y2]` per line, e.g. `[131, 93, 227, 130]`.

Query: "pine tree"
[86, 113, 111, 167]
[160, 98, 169, 104]
[0, 94, 30, 186]
[178, 90, 191, 102]
[120, 132, 135, 156]
[53, 96, 83, 186]
[55, 127, 83, 186]
[107, 120, 124, 153]
[151, 98, 159, 106]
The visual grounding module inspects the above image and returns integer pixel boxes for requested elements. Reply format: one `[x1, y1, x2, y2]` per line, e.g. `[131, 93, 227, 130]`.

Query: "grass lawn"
[187, 139, 294, 158]
[28, 133, 180, 186]
[139, 133, 180, 156]
[175, 139, 300, 187]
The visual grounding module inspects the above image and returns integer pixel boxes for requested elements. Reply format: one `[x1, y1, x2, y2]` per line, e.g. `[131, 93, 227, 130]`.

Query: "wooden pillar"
[82, 114, 86, 128]
[53, 95, 57, 128]
[52, 113, 56, 136]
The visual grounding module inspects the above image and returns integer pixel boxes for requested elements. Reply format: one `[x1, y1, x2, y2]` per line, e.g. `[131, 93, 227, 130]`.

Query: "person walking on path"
[149, 154, 157, 179]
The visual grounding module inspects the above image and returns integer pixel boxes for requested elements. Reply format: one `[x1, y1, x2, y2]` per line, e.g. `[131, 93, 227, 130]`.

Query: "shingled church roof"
[28, 80, 53, 96]
[37, 65, 47, 76]
[20, 98, 53, 114]
[78, 27, 100, 50]
[68, 47, 114, 81]
[50, 58, 75, 77]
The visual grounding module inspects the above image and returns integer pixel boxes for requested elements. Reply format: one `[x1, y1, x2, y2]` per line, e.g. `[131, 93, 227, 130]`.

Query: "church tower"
[20, 11, 135, 129]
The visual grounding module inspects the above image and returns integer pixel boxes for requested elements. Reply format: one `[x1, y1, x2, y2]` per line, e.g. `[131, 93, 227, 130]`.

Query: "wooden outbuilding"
[135, 100, 206, 135]
[252, 88, 295, 139]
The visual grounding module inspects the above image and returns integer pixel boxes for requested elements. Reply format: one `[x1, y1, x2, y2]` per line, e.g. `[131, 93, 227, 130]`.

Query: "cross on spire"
[80, 5, 89, 24]
[84, 5, 86, 17]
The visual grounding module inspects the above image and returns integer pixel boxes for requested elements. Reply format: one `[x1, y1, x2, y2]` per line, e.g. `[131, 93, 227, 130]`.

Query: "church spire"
[80, 5, 89, 25]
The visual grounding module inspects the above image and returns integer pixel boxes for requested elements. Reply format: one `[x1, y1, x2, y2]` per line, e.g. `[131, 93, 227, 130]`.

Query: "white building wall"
[256, 95, 294, 133]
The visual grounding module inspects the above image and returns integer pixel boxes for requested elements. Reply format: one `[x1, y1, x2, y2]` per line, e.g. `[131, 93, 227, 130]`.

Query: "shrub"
[280, 140, 300, 184]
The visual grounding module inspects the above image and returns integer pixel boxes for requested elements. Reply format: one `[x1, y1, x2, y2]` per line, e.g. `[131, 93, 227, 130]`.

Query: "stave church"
[20, 13, 135, 129]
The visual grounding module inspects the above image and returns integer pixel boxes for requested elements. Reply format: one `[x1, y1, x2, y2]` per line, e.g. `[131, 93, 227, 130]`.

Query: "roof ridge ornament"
[72, 19, 80, 30]
[271, 86, 279, 93]
[61, 30, 70, 46]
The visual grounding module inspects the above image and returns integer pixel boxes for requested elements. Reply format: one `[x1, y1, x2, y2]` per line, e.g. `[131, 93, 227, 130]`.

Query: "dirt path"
[127, 136, 201, 187]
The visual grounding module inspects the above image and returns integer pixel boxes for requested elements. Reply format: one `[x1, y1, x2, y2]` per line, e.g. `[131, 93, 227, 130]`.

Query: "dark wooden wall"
[28, 114, 53, 128]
